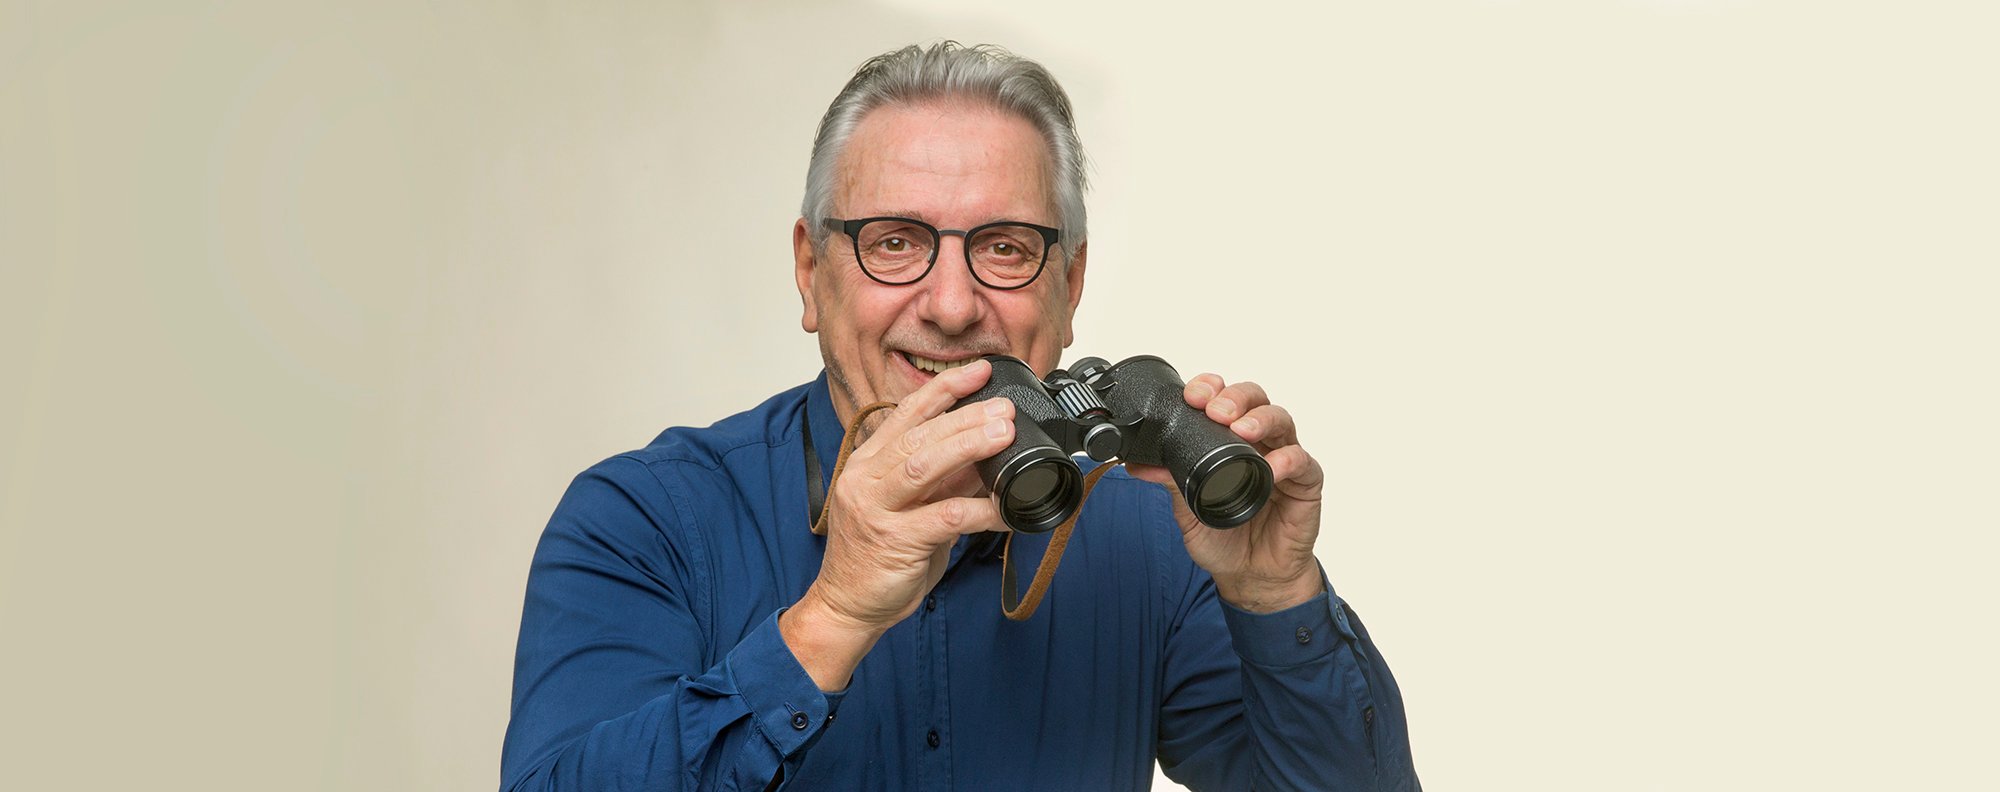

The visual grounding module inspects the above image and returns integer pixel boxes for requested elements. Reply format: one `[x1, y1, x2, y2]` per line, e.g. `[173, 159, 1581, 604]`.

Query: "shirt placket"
[915, 538, 984, 787]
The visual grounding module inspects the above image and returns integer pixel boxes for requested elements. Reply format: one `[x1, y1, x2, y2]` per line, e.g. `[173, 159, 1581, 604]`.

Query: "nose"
[916, 236, 988, 335]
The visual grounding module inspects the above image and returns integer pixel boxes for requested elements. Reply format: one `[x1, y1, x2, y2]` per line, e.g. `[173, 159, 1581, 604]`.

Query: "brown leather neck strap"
[810, 400, 1113, 621]
[999, 460, 1115, 621]
[808, 401, 899, 537]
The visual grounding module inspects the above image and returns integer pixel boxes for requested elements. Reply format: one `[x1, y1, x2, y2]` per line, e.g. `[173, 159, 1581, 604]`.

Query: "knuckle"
[1285, 445, 1314, 469]
[901, 453, 929, 485]
[895, 425, 927, 456]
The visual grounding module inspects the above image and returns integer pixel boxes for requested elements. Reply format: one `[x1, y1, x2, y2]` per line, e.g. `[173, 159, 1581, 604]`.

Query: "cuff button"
[791, 712, 810, 730]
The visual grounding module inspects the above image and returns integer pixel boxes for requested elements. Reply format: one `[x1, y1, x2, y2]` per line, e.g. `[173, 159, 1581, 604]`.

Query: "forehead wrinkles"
[835, 101, 1055, 223]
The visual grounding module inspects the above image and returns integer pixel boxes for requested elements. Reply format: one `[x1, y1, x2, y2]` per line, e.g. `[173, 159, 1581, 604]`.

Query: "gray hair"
[801, 42, 1090, 254]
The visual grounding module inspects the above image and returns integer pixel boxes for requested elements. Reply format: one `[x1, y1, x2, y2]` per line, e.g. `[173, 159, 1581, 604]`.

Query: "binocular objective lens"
[1195, 457, 1263, 518]
[1003, 463, 1075, 526]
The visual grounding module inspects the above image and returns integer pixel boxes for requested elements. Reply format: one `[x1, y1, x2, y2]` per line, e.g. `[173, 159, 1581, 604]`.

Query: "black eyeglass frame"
[821, 216, 1063, 290]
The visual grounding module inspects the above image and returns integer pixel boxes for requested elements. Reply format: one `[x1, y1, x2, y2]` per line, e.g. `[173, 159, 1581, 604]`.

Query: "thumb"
[1123, 462, 1176, 490]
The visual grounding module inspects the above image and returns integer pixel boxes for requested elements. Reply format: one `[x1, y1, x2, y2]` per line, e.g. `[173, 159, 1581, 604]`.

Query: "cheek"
[815, 270, 871, 324]
[822, 282, 913, 343]
[1009, 292, 1069, 338]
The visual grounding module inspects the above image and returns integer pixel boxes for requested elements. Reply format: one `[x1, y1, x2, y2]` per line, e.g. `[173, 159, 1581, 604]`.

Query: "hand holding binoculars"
[956, 355, 1275, 533]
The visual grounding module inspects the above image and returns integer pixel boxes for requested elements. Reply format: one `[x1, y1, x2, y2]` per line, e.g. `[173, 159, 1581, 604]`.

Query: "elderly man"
[502, 42, 1419, 791]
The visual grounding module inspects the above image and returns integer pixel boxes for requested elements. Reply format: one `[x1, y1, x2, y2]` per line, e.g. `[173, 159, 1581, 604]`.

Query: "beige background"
[3, 1, 1995, 789]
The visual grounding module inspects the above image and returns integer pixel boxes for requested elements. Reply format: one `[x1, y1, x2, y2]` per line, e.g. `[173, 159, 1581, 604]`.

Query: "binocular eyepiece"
[957, 355, 1274, 533]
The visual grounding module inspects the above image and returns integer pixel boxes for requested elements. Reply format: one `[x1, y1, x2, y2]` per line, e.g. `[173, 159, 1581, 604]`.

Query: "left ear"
[793, 218, 821, 334]
[1059, 241, 1087, 348]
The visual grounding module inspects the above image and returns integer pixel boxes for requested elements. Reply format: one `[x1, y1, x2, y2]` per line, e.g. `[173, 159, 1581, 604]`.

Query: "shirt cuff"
[725, 608, 845, 757]
[1219, 587, 1351, 668]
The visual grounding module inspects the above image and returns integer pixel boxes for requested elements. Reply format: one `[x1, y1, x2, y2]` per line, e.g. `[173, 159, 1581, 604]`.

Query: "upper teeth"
[908, 353, 973, 374]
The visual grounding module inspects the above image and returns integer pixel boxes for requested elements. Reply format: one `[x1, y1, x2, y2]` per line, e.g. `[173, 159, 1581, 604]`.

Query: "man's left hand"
[1125, 374, 1325, 613]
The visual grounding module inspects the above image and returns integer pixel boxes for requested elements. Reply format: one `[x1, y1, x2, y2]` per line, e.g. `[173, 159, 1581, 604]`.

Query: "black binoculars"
[958, 355, 1274, 533]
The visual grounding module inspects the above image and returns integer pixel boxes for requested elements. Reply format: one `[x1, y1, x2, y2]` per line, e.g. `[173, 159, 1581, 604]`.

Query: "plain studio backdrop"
[3, 1, 1994, 789]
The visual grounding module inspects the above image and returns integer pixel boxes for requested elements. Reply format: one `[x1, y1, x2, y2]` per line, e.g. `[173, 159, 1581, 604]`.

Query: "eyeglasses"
[822, 216, 1061, 290]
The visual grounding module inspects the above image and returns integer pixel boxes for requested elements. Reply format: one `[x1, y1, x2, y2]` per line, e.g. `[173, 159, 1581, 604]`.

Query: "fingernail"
[1212, 398, 1237, 417]
[985, 419, 1010, 438]
[984, 398, 1010, 417]
[1234, 417, 1259, 435]
[1190, 382, 1215, 400]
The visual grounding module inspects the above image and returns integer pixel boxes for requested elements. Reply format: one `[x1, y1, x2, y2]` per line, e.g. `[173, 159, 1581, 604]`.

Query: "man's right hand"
[780, 359, 1016, 691]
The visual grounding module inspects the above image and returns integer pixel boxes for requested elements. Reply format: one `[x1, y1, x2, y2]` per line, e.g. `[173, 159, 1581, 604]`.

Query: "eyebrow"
[861, 210, 1041, 229]
[866, 209, 938, 225]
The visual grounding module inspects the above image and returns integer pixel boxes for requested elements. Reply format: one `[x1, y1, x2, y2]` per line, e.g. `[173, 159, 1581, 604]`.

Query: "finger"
[886, 395, 1013, 466]
[1121, 462, 1198, 525]
[925, 465, 987, 502]
[905, 495, 1008, 544]
[1183, 373, 1226, 410]
[1230, 403, 1296, 448]
[1205, 381, 1269, 425]
[1122, 461, 1176, 491]
[1265, 444, 1325, 496]
[893, 411, 1015, 504]
[870, 359, 996, 441]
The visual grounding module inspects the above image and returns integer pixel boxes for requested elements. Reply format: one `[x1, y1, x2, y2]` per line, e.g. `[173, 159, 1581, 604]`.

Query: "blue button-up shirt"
[502, 374, 1419, 790]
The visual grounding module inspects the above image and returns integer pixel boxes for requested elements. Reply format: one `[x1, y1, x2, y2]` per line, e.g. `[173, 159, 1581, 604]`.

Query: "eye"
[879, 237, 909, 253]
[990, 241, 1018, 257]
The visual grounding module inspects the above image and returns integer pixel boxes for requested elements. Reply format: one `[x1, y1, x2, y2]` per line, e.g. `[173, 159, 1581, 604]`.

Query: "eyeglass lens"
[853, 219, 1048, 288]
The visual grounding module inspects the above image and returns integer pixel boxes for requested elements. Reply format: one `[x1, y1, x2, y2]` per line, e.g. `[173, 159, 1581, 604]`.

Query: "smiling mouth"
[901, 351, 982, 375]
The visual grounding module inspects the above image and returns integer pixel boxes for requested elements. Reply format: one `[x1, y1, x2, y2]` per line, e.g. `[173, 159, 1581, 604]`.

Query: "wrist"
[780, 588, 885, 692]
[1214, 571, 1323, 614]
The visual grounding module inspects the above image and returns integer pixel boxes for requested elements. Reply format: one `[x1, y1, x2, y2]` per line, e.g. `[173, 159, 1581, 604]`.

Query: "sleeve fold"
[1159, 562, 1422, 792]
[500, 458, 840, 792]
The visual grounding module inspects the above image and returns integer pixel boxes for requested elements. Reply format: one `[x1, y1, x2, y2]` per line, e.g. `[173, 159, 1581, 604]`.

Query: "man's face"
[794, 101, 1088, 424]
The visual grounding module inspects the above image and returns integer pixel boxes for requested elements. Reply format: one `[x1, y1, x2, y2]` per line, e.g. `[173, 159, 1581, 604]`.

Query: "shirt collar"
[805, 369, 844, 489]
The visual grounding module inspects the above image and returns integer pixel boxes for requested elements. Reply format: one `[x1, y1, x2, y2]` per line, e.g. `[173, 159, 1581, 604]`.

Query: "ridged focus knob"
[1052, 380, 1108, 419]
[1070, 357, 1114, 388]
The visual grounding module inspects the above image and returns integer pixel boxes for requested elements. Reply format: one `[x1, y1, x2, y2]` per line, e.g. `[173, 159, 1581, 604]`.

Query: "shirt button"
[1296, 626, 1312, 645]
[926, 729, 941, 748]
[924, 596, 938, 612]
[790, 712, 809, 730]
